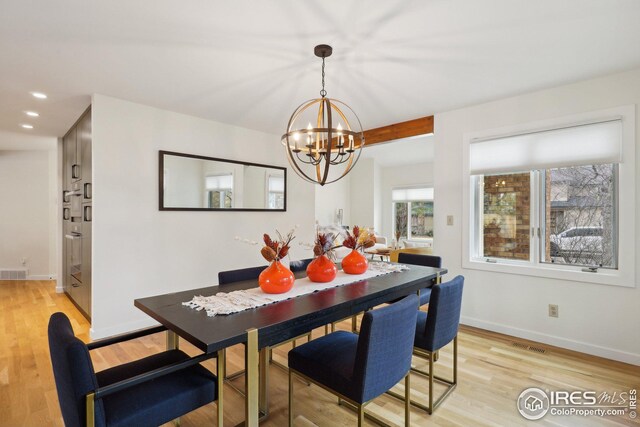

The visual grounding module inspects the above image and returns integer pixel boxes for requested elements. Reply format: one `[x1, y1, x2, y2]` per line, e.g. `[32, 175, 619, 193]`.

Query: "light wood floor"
[1, 280, 638, 426]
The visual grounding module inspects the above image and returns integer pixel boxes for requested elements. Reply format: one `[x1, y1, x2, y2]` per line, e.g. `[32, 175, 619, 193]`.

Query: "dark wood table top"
[134, 264, 446, 354]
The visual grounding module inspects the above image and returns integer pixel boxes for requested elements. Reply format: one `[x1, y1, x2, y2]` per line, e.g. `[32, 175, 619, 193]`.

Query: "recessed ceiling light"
[25, 111, 39, 117]
[21, 124, 34, 129]
[31, 92, 47, 99]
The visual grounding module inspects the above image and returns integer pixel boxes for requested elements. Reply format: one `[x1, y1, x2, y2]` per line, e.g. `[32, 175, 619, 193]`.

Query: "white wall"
[434, 68, 640, 364]
[91, 94, 315, 339]
[349, 158, 378, 228]
[314, 174, 351, 227]
[0, 149, 57, 278]
[380, 162, 434, 241]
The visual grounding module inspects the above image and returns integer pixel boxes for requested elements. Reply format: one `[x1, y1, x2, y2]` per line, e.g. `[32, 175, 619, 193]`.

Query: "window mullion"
[406, 201, 412, 239]
[530, 170, 540, 266]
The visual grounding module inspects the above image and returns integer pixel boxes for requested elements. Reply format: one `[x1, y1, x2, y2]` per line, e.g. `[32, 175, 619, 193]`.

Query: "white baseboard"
[27, 274, 56, 281]
[461, 315, 640, 366]
[90, 318, 160, 341]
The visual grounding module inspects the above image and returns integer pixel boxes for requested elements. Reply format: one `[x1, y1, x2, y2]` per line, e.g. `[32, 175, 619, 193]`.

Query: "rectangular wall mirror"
[159, 150, 287, 211]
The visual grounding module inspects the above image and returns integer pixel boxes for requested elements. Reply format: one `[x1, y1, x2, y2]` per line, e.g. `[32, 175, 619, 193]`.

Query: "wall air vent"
[0, 269, 28, 280]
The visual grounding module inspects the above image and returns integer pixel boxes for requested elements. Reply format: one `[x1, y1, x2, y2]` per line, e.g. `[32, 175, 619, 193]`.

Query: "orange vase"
[342, 249, 368, 274]
[259, 260, 295, 294]
[306, 254, 337, 283]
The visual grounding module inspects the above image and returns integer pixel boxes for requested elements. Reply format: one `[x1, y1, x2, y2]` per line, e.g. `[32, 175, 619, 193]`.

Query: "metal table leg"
[245, 328, 259, 427]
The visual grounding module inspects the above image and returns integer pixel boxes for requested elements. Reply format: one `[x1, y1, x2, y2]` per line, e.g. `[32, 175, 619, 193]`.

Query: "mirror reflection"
[160, 151, 286, 211]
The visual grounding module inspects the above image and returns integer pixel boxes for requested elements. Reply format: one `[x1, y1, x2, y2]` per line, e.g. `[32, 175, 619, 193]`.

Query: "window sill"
[462, 258, 635, 288]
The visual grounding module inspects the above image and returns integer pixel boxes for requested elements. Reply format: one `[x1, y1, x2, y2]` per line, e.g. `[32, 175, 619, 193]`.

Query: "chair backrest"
[289, 258, 313, 273]
[421, 275, 464, 351]
[218, 265, 264, 285]
[352, 294, 419, 403]
[48, 312, 104, 427]
[397, 252, 442, 268]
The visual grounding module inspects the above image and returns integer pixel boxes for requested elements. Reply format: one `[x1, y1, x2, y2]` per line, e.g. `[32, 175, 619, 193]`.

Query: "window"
[267, 175, 285, 209]
[463, 106, 635, 287]
[545, 164, 616, 268]
[206, 174, 233, 208]
[392, 187, 434, 241]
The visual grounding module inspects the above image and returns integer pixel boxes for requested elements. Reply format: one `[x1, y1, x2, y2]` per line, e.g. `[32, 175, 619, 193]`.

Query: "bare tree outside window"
[545, 164, 616, 268]
[394, 202, 408, 241]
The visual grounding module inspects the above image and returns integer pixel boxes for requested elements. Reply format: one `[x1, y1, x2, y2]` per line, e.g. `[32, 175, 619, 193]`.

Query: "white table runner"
[183, 261, 409, 317]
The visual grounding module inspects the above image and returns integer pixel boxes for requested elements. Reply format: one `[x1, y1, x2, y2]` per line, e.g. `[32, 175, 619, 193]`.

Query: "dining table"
[134, 263, 446, 426]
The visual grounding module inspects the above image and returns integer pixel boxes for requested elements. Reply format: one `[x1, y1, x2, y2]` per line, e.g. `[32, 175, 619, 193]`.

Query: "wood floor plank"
[0, 280, 638, 426]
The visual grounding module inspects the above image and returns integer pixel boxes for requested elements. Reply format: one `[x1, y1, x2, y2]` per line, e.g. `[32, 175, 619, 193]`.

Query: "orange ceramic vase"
[259, 261, 295, 294]
[306, 254, 337, 283]
[342, 249, 368, 274]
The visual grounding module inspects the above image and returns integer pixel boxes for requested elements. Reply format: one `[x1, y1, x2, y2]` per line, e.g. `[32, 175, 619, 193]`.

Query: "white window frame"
[462, 106, 635, 288]
[392, 186, 434, 242]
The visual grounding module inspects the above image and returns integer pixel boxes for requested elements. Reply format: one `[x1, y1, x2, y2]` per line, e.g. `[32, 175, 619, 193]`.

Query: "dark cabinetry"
[62, 107, 92, 320]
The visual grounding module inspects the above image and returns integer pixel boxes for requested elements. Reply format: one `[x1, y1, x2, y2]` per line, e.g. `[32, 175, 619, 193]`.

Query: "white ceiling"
[1, 0, 640, 139]
[361, 134, 434, 167]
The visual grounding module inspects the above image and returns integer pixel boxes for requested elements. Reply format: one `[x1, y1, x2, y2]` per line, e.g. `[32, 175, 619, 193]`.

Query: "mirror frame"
[159, 150, 287, 212]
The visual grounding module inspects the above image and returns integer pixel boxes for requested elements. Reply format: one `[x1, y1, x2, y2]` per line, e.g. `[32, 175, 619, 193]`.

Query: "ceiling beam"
[363, 116, 433, 147]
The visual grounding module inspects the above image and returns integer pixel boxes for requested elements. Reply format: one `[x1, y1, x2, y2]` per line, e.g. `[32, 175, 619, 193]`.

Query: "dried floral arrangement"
[342, 226, 375, 252]
[260, 229, 296, 262]
[312, 232, 339, 260]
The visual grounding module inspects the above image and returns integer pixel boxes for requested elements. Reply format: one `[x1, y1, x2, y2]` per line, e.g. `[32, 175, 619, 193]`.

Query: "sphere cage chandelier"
[282, 44, 365, 186]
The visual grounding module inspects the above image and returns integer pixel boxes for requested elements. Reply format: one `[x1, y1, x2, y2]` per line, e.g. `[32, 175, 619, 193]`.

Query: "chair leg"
[174, 418, 181, 426]
[405, 374, 411, 426]
[428, 350, 434, 414]
[453, 336, 458, 384]
[288, 370, 294, 427]
[357, 404, 364, 427]
[86, 392, 95, 427]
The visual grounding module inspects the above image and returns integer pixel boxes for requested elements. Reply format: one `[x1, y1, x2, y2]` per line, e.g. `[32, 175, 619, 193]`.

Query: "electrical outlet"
[447, 215, 454, 226]
[548, 304, 559, 318]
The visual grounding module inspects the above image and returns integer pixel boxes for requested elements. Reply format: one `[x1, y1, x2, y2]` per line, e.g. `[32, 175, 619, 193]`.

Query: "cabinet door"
[79, 110, 92, 201]
[81, 207, 92, 317]
[63, 128, 76, 190]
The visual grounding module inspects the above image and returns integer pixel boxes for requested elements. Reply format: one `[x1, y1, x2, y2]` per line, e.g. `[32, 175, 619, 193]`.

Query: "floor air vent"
[0, 269, 28, 280]
[512, 342, 547, 354]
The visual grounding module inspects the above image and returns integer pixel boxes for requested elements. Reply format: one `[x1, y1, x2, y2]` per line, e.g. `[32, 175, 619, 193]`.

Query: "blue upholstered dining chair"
[397, 253, 442, 306]
[288, 294, 419, 427]
[48, 312, 222, 427]
[218, 265, 265, 285]
[289, 258, 313, 273]
[395, 275, 464, 414]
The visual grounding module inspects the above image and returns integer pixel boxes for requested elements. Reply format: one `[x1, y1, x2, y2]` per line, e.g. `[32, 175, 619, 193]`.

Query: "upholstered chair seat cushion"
[419, 288, 432, 306]
[414, 311, 430, 350]
[289, 331, 358, 400]
[95, 349, 216, 427]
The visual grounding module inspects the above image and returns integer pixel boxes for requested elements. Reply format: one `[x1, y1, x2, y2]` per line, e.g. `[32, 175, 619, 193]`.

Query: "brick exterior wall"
[483, 173, 530, 260]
